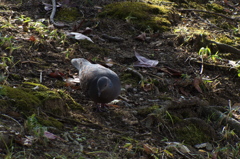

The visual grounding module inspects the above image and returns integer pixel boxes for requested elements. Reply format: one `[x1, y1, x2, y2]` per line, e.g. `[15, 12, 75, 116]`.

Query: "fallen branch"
[50, 0, 69, 27]
[201, 106, 240, 137]
[101, 34, 124, 42]
[207, 40, 240, 54]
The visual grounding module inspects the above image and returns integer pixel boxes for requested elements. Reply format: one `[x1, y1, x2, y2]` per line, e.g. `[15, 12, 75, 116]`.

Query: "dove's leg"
[93, 103, 109, 112]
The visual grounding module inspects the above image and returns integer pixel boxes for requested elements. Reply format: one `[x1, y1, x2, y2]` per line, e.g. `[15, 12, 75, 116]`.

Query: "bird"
[71, 58, 121, 110]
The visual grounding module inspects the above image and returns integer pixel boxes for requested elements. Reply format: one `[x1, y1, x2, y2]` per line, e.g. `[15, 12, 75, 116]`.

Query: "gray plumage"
[71, 58, 121, 104]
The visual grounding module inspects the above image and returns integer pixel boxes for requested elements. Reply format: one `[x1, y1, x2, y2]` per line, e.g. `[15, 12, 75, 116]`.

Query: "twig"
[1, 113, 24, 133]
[101, 34, 124, 42]
[126, 67, 144, 80]
[199, 55, 204, 74]
[207, 40, 240, 54]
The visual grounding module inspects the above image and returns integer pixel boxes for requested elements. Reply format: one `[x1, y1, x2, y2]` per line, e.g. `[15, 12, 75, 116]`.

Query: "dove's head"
[97, 76, 113, 97]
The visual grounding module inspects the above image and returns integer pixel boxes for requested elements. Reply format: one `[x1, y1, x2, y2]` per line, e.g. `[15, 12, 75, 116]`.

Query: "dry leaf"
[29, 36, 36, 42]
[193, 77, 203, 93]
[135, 32, 146, 41]
[134, 51, 159, 67]
[48, 70, 65, 80]
[143, 144, 158, 154]
[44, 131, 57, 140]
[67, 32, 94, 43]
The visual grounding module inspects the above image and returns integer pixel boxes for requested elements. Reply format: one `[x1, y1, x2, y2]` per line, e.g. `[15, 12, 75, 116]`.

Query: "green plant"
[25, 114, 47, 139]
[18, 15, 32, 23]
[0, 35, 13, 48]
[0, 56, 14, 68]
[125, 14, 137, 23]
[198, 47, 221, 74]
[0, 35, 21, 56]
[181, 73, 191, 79]
[0, 16, 14, 29]
[198, 46, 211, 58]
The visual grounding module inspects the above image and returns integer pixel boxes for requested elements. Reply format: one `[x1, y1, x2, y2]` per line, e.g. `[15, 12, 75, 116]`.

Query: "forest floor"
[0, 0, 240, 158]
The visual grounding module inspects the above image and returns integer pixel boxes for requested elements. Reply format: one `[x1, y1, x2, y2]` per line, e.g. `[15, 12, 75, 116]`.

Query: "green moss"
[8, 73, 22, 81]
[217, 35, 234, 45]
[99, 2, 172, 32]
[4, 86, 41, 112]
[1, 83, 83, 116]
[79, 40, 109, 56]
[22, 82, 49, 90]
[37, 116, 63, 129]
[138, 105, 160, 116]
[206, 3, 225, 13]
[120, 73, 140, 87]
[56, 7, 81, 22]
[165, 114, 182, 123]
[174, 123, 210, 145]
[0, 99, 11, 110]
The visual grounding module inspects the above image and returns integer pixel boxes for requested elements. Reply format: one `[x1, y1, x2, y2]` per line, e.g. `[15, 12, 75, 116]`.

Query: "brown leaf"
[29, 36, 36, 42]
[135, 32, 146, 41]
[48, 70, 65, 80]
[143, 144, 158, 154]
[179, 87, 190, 96]
[193, 77, 203, 93]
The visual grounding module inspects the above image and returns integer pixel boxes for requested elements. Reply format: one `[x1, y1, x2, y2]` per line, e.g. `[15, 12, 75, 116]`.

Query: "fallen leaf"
[134, 51, 159, 67]
[165, 142, 190, 153]
[135, 32, 146, 41]
[67, 32, 94, 43]
[44, 131, 57, 140]
[48, 70, 65, 80]
[143, 144, 158, 154]
[29, 36, 36, 42]
[193, 77, 203, 93]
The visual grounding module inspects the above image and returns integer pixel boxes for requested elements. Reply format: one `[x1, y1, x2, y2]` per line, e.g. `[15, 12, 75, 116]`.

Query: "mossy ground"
[99, 1, 172, 32]
[0, 83, 82, 127]
[55, 7, 81, 22]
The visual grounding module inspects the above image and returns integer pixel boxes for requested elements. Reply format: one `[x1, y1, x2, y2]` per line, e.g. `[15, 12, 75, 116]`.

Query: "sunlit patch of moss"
[22, 82, 49, 90]
[56, 7, 81, 22]
[99, 2, 172, 32]
[206, 3, 225, 13]
[36, 116, 63, 129]
[216, 35, 234, 45]
[79, 40, 110, 56]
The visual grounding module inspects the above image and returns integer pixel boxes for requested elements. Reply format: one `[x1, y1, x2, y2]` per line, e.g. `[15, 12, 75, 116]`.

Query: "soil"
[0, 0, 240, 159]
